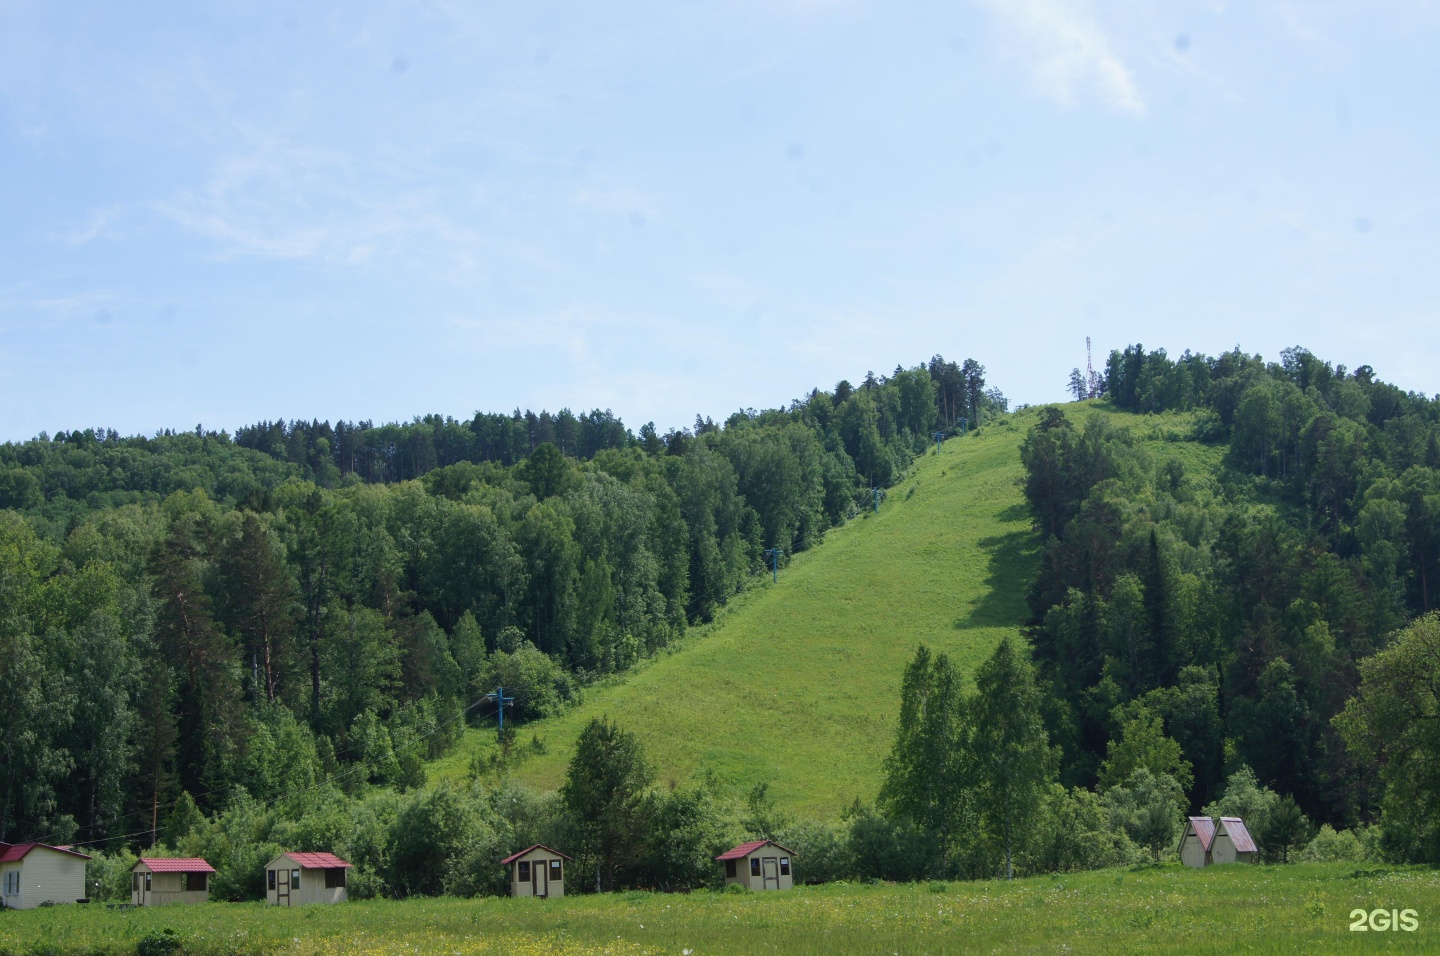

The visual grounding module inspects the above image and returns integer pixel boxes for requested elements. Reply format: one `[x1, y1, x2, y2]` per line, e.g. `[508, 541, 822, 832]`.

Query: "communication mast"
[1085, 337, 1100, 399]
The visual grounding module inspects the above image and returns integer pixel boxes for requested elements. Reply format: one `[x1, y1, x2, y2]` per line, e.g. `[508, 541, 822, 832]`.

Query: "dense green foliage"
[878, 641, 1059, 880]
[1023, 344, 1440, 862]
[0, 357, 1001, 856]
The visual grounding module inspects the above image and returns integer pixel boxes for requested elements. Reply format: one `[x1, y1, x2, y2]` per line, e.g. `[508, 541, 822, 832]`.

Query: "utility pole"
[932, 430, 945, 452]
[872, 487, 882, 513]
[762, 547, 784, 583]
[483, 686, 515, 734]
[957, 417, 968, 436]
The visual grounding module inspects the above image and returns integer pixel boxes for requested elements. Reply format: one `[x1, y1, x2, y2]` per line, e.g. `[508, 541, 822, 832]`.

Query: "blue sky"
[3, 0, 1437, 441]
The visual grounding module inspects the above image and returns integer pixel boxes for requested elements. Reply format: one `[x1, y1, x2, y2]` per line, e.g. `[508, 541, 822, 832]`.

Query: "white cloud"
[977, 0, 1145, 114]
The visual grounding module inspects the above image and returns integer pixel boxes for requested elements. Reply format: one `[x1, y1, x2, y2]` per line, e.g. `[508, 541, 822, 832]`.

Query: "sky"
[3, 0, 1438, 442]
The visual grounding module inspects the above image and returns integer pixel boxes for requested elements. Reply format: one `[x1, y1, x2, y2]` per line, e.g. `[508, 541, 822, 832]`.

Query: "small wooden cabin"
[1213, 817, 1258, 864]
[264, 852, 351, 906]
[0, 842, 91, 909]
[1179, 816, 1258, 868]
[501, 845, 570, 898]
[716, 840, 795, 891]
[1178, 817, 1216, 868]
[131, 858, 216, 905]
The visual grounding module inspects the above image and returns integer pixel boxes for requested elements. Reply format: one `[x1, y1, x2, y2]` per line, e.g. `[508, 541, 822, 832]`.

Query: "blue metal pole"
[486, 686, 515, 734]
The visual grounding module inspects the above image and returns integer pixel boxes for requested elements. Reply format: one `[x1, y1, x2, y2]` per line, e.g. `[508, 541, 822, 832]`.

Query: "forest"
[4, 343, 1438, 901]
[1029, 345, 1440, 861]
[0, 355, 1000, 860]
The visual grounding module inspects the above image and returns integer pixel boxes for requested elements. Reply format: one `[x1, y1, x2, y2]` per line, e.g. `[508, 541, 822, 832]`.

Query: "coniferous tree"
[218, 511, 298, 704]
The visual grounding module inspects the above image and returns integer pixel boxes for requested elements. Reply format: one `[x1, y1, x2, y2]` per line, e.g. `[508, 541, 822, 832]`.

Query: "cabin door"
[761, 857, 779, 890]
[532, 861, 549, 898]
[277, 868, 292, 906]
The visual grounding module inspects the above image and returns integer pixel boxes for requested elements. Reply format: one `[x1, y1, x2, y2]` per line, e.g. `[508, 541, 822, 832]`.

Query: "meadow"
[5, 863, 1438, 955]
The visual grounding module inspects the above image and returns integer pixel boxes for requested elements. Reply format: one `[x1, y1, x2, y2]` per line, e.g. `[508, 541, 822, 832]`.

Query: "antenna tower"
[1085, 336, 1098, 399]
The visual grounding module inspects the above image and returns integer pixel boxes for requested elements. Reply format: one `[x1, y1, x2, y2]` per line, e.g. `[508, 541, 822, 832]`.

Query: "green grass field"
[434, 410, 1046, 816]
[7, 864, 1438, 955]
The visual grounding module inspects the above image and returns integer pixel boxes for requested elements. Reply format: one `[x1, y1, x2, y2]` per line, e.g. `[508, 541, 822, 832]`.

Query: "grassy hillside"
[8, 863, 1438, 954]
[435, 409, 1045, 815]
[432, 404, 1222, 816]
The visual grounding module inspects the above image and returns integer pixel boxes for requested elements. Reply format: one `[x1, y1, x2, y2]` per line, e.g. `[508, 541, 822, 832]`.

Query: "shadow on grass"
[952, 524, 1042, 630]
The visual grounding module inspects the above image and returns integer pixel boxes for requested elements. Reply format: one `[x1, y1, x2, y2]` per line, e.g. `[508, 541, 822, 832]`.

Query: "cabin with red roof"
[0, 842, 91, 909]
[131, 857, 216, 906]
[264, 851, 352, 906]
[501, 844, 571, 898]
[715, 840, 795, 891]
[1179, 816, 1258, 868]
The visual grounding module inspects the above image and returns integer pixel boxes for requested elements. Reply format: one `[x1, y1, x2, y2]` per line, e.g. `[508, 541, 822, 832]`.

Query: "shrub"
[780, 819, 852, 884]
[85, 847, 139, 902]
[1301, 825, 1384, 864]
[136, 929, 185, 956]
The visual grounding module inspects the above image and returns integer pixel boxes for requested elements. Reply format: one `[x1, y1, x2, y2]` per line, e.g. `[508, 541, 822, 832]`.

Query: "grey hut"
[1178, 817, 1216, 868]
[501, 845, 570, 898]
[716, 840, 795, 891]
[131, 858, 215, 905]
[1179, 816, 1258, 867]
[264, 852, 352, 906]
[1213, 817, 1258, 864]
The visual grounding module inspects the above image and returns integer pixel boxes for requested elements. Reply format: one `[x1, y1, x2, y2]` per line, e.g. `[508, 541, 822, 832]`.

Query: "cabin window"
[268, 870, 276, 891]
[180, 873, 189, 892]
[725, 860, 737, 878]
[750, 858, 761, 877]
[145, 873, 152, 892]
[780, 858, 790, 876]
[133, 873, 140, 891]
[192, 872, 208, 892]
[5, 871, 19, 894]
[325, 868, 346, 889]
[292, 869, 301, 888]
[549, 860, 562, 881]
[519, 861, 531, 881]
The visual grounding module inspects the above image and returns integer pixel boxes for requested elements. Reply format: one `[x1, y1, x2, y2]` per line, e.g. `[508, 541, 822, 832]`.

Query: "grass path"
[434, 411, 1043, 816]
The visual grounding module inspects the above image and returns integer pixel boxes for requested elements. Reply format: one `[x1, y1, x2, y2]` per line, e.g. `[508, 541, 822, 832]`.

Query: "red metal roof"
[0, 842, 91, 863]
[1220, 817, 1258, 854]
[500, 844, 573, 866]
[137, 857, 217, 874]
[280, 852, 352, 869]
[715, 840, 795, 861]
[1183, 817, 1215, 852]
